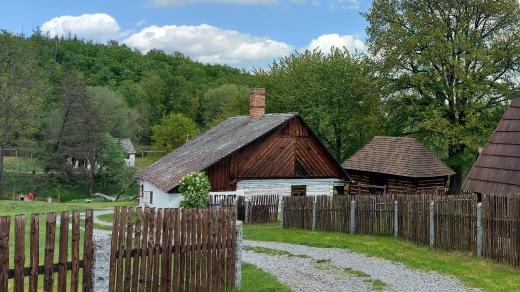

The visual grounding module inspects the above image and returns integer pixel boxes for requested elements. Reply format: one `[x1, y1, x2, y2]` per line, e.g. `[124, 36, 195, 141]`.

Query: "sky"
[0, 0, 372, 69]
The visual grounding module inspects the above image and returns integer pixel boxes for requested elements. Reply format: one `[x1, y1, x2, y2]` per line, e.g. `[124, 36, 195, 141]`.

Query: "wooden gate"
[0, 210, 94, 292]
[108, 207, 237, 292]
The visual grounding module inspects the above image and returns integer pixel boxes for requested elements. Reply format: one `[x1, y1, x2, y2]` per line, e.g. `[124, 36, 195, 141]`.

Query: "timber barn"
[342, 136, 455, 195]
[137, 88, 348, 207]
[463, 95, 520, 194]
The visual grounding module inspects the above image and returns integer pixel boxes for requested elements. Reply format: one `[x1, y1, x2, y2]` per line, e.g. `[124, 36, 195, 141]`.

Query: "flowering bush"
[178, 171, 211, 208]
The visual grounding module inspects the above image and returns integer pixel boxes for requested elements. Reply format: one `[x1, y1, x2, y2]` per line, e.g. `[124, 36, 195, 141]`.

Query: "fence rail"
[210, 194, 279, 224]
[0, 210, 94, 292]
[109, 206, 237, 292]
[282, 194, 520, 268]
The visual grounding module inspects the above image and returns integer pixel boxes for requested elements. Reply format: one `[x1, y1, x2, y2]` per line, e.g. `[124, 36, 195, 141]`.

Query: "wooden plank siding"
[349, 170, 448, 195]
[205, 116, 346, 192]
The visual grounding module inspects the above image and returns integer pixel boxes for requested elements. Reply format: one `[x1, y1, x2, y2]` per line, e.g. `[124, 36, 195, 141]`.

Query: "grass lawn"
[244, 223, 520, 292]
[3, 156, 43, 173]
[239, 263, 291, 292]
[3, 172, 138, 202]
[134, 155, 159, 170]
[0, 200, 136, 216]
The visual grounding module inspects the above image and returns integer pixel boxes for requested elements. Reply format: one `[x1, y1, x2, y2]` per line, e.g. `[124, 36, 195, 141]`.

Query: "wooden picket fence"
[249, 195, 279, 223]
[481, 194, 520, 267]
[108, 207, 237, 292]
[0, 210, 94, 292]
[433, 195, 477, 250]
[397, 195, 431, 244]
[209, 195, 245, 221]
[356, 196, 395, 236]
[282, 194, 520, 268]
[316, 196, 351, 233]
[282, 196, 313, 229]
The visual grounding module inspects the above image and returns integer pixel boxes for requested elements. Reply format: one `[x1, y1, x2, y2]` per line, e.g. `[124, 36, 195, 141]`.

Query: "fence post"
[350, 200, 356, 234]
[244, 199, 251, 224]
[429, 201, 435, 248]
[476, 202, 483, 257]
[394, 200, 398, 237]
[311, 196, 317, 231]
[280, 197, 284, 228]
[235, 221, 243, 289]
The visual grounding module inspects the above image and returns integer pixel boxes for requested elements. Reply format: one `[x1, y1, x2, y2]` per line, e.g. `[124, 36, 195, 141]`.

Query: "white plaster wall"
[236, 178, 345, 198]
[125, 154, 135, 167]
[140, 180, 182, 208]
[141, 178, 345, 208]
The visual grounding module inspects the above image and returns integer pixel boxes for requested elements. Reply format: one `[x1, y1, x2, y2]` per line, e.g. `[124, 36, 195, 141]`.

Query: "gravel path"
[244, 240, 479, 292]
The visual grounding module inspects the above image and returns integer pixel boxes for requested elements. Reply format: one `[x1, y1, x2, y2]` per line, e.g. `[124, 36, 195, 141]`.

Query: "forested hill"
[26, 32, 255, 138]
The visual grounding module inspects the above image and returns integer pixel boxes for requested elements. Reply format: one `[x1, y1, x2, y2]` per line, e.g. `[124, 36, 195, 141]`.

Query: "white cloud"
[123, 24, 292, 66]
[329, 0, 359, 10]
[41, 13, 121, 43]
[307, 33, 366, 54]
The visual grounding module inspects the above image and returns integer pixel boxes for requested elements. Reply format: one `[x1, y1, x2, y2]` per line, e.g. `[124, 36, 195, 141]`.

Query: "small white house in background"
[137, 88, 349, 208]
[118, 138, 136, 167]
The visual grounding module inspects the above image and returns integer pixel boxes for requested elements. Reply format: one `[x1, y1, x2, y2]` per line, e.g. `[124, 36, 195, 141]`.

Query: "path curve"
[243, 240, 479, 292]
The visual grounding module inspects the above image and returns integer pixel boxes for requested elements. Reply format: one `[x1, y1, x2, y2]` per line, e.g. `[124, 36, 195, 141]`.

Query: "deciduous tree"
[0, 32, 46, 198]
[365, 0, 520, 191]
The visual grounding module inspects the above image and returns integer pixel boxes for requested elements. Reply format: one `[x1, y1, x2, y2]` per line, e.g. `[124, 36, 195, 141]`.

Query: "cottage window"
[291, 185, 307, 196]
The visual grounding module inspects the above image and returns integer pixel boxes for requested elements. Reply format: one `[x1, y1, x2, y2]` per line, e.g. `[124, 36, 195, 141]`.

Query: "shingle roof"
[118, 138, 136, 154]
[342, 136, 455, 178]
[463, 96, 520, 194]
[137, 113, 298, 192]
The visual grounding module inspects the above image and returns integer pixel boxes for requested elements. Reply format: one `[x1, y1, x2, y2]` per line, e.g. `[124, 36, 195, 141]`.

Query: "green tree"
[257, 49, 384, 161]
[152, 113, 197, 152]
[365, 0, 520, 191]
[178, 171, 211, 208]
[0, 32, 46, 198]
[201, 84, 250, 127]
[99, 134, 135, 198]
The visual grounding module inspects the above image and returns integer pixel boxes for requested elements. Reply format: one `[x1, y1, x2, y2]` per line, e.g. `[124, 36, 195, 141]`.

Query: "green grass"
[134, 156, 159, 170]
[97, 213, 114, 223]
[243, 246, 310, 259]
[239, 263, 291, 292]
[244, 223, 520, 292]
[0, 200, 135, 216]
[3, 172, 138, 202]
[3, 156, 43, 173]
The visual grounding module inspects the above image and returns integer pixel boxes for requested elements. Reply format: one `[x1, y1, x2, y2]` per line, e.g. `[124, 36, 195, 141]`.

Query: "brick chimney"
[249, 88, 266, 119]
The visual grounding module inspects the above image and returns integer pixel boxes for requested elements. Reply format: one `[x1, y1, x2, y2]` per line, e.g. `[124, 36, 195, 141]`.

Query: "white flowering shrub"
[178, 171, 211, 208]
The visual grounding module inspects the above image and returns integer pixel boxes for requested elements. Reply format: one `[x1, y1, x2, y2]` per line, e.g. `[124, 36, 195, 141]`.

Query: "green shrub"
[178, 171, 211, 208]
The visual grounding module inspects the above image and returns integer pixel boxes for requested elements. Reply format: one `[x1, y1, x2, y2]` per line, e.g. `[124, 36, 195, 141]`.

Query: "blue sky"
[0, 0, 371, 68]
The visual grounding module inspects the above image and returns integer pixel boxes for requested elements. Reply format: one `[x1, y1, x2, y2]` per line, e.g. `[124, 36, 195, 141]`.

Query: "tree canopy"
[257, 49, 384, 161]
[365, 0, 520, 190]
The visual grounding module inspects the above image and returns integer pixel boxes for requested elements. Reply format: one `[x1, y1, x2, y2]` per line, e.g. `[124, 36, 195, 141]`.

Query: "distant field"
[0, 200, 136, 216]
[134, 155, 160, 169]
[3, 156, 43, 173]
[3, 171, 138, 202]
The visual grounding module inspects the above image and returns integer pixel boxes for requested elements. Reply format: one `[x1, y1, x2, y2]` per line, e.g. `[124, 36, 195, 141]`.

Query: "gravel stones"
[244, 240, 479, 292]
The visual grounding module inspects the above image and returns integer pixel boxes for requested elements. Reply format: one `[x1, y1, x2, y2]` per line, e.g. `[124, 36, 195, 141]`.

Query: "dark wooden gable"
[205, 116, 346, 192]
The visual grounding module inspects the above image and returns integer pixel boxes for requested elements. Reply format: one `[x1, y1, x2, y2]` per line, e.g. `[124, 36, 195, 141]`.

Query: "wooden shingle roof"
[118, 138, 136, 154]
[137, 113, 298, 192]
[463, 96, 520, 194]
[342, 136, 455, 178]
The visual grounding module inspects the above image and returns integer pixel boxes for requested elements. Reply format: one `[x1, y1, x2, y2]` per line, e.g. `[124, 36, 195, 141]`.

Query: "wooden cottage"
[137, 88, 348, 207]
[463, 95, 520, 194]
[342, 136, 455, 195]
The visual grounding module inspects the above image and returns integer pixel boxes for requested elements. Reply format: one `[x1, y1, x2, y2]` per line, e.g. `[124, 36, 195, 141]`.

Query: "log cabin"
[342, 136, 454, 195]
[463, 95, 520, 194]
[137, 88, 348, 207]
